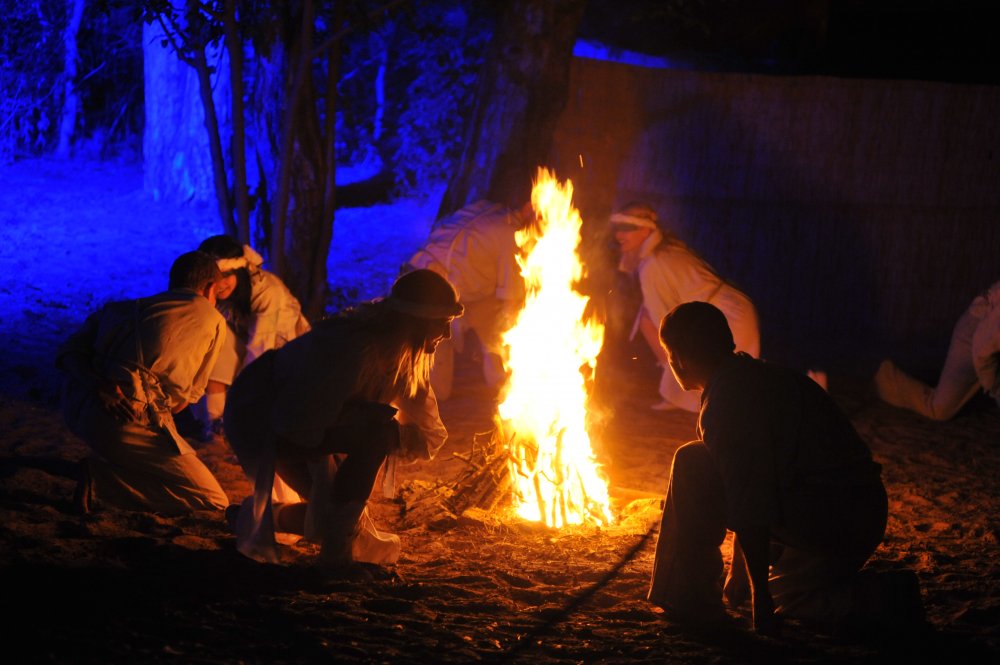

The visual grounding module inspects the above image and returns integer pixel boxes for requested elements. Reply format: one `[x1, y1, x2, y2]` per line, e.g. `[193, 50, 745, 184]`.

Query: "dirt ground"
[1, 343, 998, 664]
[0, 158, 997, 664]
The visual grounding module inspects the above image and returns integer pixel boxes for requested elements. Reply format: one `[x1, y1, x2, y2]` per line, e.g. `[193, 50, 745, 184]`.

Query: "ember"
[496, 168, 613, 528]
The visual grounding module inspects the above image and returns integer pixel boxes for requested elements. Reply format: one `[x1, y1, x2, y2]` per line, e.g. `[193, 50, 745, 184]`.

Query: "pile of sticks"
[399, 416, 519, 528]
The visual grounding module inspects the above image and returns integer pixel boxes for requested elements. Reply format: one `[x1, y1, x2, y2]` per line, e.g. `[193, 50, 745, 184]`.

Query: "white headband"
[216, 244, 264, 272]
[609, 211, 658, 229]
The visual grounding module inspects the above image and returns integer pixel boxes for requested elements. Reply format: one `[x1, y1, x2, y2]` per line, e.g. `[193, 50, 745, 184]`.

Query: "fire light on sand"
[497, 168, 614, 528]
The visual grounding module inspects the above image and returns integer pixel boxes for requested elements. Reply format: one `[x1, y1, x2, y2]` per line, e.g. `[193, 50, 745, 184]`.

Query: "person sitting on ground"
[191, 235, 311, 437]
[56, 251, 230, 514]
[875, 279, 1000, 421]
[610, 202, 760, 412]
[404, 199, 529, 400]
[224, 269, 463, 568]
[648, 301, 922, 635]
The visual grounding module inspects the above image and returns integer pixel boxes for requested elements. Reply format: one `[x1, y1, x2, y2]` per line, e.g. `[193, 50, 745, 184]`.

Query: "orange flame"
[498, 168, 613, 528]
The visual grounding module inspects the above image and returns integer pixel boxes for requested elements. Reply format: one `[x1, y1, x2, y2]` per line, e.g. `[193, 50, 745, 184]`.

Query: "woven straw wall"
[549, 58, 1000, 373]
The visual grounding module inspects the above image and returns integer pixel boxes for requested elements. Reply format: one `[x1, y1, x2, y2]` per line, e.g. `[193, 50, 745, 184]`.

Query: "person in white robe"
[191, 235, 311, 437]
[611, 202, 760, 412]
[875, 279, 1000, 420]
[405, 200, 528, 400]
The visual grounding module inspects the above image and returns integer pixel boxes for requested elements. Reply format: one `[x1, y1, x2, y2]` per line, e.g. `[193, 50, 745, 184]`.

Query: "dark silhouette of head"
[659, 301, 735, 366]
[169, 251, 222, 292]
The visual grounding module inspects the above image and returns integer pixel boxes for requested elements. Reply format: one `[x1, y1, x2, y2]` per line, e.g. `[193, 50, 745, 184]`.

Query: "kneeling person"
[224, 269, 463, 567]
[648, 302, 905, 634]
[57, 251, 230, 514]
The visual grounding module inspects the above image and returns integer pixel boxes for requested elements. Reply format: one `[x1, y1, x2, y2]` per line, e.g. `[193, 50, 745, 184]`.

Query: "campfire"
[497, 168, 613, 528]
[402, 169, 614, 530]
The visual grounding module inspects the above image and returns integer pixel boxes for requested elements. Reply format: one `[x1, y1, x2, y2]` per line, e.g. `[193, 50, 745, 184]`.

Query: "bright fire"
[497, 168, 614, 528]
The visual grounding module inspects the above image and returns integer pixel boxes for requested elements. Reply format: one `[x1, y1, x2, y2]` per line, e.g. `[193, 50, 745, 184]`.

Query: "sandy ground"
[1, 159, 998, 663]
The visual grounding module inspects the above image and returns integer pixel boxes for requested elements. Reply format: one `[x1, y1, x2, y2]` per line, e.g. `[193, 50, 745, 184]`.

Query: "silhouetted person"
[224, 269, 463, 568]
[648, 301, 921, 635]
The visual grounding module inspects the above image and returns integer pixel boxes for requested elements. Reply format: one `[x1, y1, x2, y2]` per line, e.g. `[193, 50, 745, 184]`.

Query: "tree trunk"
[244, 40, 286, 251]
[192, 43, 236, 237]
[56, 0, 85, 158]
[224, 0, 250, 243]
[437, 0, 586, 219]
[142, 2, 231, 208]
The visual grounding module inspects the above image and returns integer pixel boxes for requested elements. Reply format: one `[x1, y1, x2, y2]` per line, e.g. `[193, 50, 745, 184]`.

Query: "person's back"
[242, 267, 311, 361]
[703, 354, 878, 491]
[700, 353, 884, 565]
[407, 200, 526, 399]
[647, 302, 918, 636]
[57, 251, 229, 515]
[409, 200, 521, 302]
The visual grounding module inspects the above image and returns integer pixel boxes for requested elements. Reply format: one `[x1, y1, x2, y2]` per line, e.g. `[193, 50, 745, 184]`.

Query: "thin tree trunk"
[224, 0, 249, 243]
[56, 0, 85, 158]
[309, 3, 344, 319]
[271, 0, 315, 282]
[192, 42, 236, 237]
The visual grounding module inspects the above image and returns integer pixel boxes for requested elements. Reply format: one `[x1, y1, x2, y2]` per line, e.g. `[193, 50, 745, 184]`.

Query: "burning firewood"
[400, 417, 516, 530]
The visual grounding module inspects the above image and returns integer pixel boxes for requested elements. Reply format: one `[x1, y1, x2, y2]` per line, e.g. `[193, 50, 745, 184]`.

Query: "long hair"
[197, 235, 253, 336]
[342, 301, 436, 402]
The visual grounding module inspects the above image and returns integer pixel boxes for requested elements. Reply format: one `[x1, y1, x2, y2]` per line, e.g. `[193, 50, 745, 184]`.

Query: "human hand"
[396, 423, 428, 463]
[98, 382, 141, 422]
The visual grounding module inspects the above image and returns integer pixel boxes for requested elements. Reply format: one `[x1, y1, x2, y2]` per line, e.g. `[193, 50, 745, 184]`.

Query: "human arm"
[393, 388, 448, 462]
[723, 534, 749, 608]
[245, 274, 283, 365]
[637, 308, 669, 365]
[733, 526, 779, 636]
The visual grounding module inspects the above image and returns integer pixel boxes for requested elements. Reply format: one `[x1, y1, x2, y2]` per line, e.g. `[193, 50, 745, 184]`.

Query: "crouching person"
[648, 302, 921, 635]
[224, 269, 463, 568]
[56, 251, 230, 514]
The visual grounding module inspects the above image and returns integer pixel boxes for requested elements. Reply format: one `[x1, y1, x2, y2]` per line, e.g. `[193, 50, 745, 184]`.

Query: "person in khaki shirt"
[57, 251, 229, 515]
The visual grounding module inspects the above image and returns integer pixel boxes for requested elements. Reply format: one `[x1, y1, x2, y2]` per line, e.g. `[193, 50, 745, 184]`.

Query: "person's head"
[168, 251, 223, 305]
[388, 268, 464, 354]
[197, 235, 246, 301]
[354, 269, 464, 401]
[658, 301, 735, 391]
[609, 202, 658, 254]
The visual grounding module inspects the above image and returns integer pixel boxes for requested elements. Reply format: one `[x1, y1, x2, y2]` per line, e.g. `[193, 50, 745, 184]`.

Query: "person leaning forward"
[56, 251, 230, 515]
[223, 269, 463, 569]
[647, 301, 922, 635]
